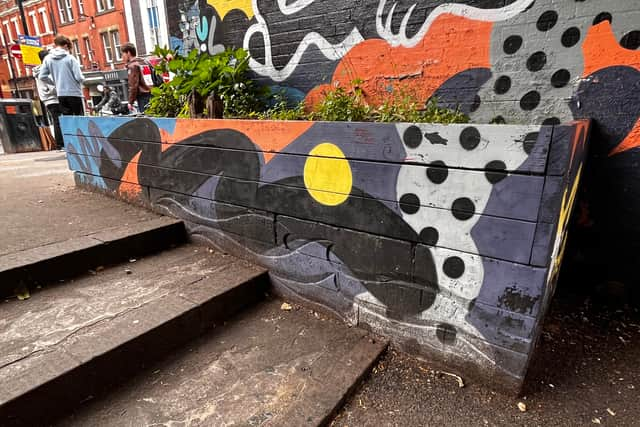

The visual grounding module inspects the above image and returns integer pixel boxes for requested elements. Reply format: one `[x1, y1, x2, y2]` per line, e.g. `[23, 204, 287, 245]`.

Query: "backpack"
[139, 62, 164, 87]
[149, 63, 164, 86]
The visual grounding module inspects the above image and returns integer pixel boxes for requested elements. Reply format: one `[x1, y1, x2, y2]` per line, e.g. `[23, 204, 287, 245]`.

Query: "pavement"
[0, 151, 159, 257]
[331, 290, 640, 427]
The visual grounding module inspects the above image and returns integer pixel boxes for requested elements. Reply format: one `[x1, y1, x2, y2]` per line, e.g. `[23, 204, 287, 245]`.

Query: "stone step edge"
[0, 217, 187, 298]
[0, 269, 269, 426]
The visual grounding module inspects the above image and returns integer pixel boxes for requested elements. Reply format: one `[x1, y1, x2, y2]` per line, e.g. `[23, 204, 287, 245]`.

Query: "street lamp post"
[16, 0, 29, 36]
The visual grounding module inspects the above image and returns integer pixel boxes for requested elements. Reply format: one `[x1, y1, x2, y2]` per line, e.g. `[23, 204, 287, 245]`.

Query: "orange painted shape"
[306, 14, 492, 107]
[583, 22, 640, 77]
[119, 151, 142, 199]
[160, 119, 314, 162]
[609, 119, 640, 156]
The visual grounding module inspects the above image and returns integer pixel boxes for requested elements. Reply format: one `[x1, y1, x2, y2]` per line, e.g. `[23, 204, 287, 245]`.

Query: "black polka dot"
[459, 127, 481, 150]
[527, 51, 547, 72]
[551, 69, 571, 88]
[452, 198, 475, 220]
[470, 95, 481, 113]
[536, 10, 558, 32]
[491, 116, 506, 124]
[503, 35, 523, 55]
[403, 126, 422, 149]
[419, 227, 439, 246]
[400, 193, 420, 214]
[485, 160, 507, 184]
[523, 132, 539, 154]
[436, 323, 457, 345]
[443, 257, 465, 279]
[593, 12, 612, 26]
[520, 91, 541, 111]
[426, 161, 448, 184]
[543, 117, 561, 126]
[561, 27, 581, 48]
[494, 76, 511, 95]
[620, 31, 640, 50]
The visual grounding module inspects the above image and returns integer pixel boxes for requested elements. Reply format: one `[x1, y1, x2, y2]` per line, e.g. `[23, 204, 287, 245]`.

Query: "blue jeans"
[137, 92, 151, 114]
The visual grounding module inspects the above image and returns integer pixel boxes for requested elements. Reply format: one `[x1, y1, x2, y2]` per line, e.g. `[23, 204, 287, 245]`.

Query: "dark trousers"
[58, 96, 85, 116]
[45, 103, 64, 149]
[137, 92, 151, 114]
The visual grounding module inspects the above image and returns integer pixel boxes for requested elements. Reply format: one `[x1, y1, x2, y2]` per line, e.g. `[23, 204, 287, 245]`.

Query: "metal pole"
[16, 0, 29, 36]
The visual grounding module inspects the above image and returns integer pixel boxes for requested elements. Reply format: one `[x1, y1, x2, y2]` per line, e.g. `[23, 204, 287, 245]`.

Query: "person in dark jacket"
[92, 86, 128, 115]
[120, 43, 151, 114]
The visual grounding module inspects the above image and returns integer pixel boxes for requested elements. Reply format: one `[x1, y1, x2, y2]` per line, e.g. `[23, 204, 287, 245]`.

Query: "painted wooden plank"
[66, 141, 545, 222]
[69, 151, 538, 264]
[61, 116, 551, 173]
[397, 123, 551, 173]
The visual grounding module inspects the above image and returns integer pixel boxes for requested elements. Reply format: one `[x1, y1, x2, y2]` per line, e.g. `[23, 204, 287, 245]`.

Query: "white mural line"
[244, 0, 364, 82]
[376, 0, 536, 47]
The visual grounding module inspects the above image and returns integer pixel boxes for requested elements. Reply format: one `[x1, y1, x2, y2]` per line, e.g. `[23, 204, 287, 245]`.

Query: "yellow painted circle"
[304, 143, 352, 206]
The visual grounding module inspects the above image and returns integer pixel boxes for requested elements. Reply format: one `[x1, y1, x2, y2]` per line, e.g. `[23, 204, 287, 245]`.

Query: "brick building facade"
[51, 0, 130, 104]
[0, 0, 132, 102]
[0, 0, 57, 98]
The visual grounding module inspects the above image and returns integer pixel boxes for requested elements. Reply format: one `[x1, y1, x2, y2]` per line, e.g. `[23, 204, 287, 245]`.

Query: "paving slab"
[0, 245, 268, 425]
[56, 299, 388, 427]
[0, 151, 159, 257]
[0, 216, 187, 298]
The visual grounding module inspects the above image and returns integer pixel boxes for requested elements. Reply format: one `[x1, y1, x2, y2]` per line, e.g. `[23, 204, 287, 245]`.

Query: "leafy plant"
[371, 92, 424, 123]
[145, 82, 181, 118]
[420, 98, 469, 124]
[257, 93, 308, 120]
[310, 80, 371, 122]
[148, 46, 266, 118]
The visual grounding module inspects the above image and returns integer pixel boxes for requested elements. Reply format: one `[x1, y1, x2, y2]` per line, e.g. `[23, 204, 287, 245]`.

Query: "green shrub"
[310, 81, 371, 122]
[148, 46, 266, 118]
[145, 83, 181, 118]
[257, 93, 308, 120]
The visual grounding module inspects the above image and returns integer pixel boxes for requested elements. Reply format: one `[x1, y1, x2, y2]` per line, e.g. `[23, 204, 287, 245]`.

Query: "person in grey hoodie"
[38, 35, 85, 116]
[34, 49, 63, 149]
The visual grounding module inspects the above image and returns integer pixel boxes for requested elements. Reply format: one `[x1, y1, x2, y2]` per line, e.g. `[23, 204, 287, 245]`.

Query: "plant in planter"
[146, 46, 266, 119]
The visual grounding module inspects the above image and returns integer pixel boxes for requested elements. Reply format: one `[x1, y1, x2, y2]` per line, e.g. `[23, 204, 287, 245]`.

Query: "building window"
[65, 0, 75, 21]
[10, 18, 19, 37]
[38, 8, 51, 33]
[147, 1, 160, 46]
[29, 12, 41, 35]
[57, 0, 74, 23]
[111, 30, 121, 61]
[84, 37, 93, 62]
[101, 30, 122, 63]
[72, 39, 81, 63]
[5, 58, 14, 79]
[96, 0, 115, 13]
[3, 21, 12, 42]
[101, 32, 113, 63]
[78, 0, 85, 16]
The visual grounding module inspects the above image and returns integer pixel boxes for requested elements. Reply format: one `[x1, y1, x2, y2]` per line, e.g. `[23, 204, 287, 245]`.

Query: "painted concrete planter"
[60, 116, 589, 391]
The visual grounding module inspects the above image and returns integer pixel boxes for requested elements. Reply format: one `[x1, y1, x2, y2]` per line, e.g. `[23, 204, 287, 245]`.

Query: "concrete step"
[56, 299, 387, 427]
[0, 217, 187, 299]
[0, 245, 269, 426]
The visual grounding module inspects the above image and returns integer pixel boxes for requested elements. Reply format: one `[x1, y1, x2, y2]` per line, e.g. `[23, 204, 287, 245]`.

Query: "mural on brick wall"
[164, 0, 640, 289]
[62, 115, 589, 388]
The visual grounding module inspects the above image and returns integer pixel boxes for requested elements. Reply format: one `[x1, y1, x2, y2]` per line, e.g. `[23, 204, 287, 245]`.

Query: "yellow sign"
[21, 44, 41, 66]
